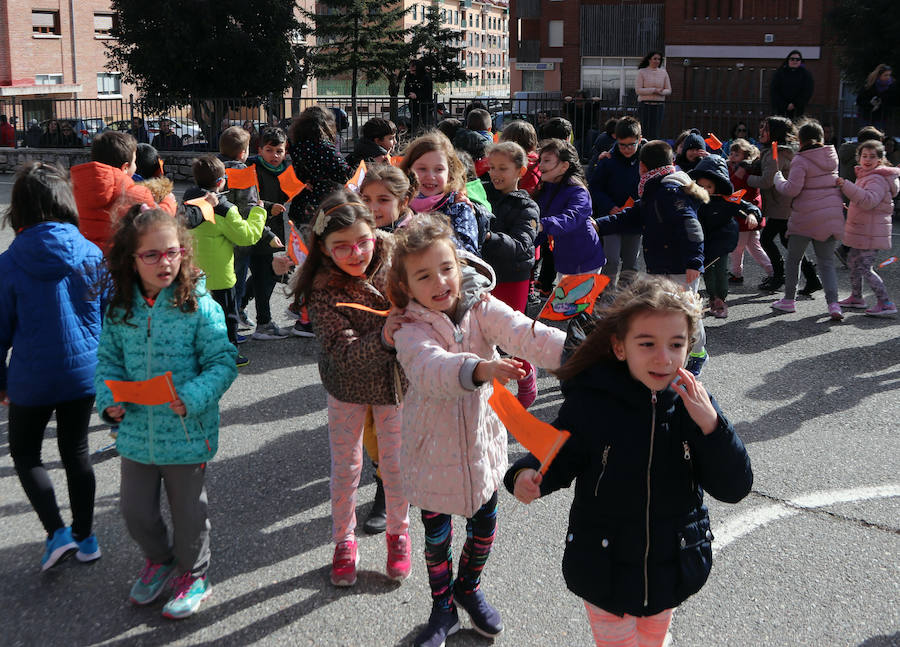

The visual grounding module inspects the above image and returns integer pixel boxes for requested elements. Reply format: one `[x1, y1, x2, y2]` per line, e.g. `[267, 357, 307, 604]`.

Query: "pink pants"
[583, 601, 673, 647]
[327, 395, 409, 542]
[731, 230, 773, 278]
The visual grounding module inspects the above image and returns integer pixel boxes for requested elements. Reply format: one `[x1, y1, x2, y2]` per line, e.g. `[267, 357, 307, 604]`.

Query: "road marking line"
[714, 484, 900, 554]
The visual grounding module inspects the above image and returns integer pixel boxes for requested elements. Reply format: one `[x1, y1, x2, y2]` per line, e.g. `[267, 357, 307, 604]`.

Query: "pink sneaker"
[865, 301, 897, 317]
[516, 371, 537, 409]
[771, 298, 796, 313]
[386, 532, 411, 581]
[828, 303, 844, 321]
[837, 295, 867, 309]
[331, 539, 358, 587]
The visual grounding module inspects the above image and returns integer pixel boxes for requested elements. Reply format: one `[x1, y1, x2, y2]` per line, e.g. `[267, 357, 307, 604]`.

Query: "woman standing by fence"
[635, 52, 671, 141]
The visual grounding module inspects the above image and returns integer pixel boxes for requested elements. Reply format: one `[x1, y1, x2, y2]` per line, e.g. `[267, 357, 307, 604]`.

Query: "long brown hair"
[400, 131, 467, 195]
[555, 275, 703, 381]
[104, 205, 199, 326]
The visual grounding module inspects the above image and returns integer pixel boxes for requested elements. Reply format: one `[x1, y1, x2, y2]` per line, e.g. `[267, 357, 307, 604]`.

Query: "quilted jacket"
[773, 144, 845, 241]
[840, 165, 900, 250]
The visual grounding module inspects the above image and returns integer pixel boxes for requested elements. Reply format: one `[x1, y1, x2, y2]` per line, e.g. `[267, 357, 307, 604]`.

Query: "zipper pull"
[683, 440, 691, 461]
[651, 391, 657, 405]
[147, 316, 151, 338]
[602, 445, 610, 467]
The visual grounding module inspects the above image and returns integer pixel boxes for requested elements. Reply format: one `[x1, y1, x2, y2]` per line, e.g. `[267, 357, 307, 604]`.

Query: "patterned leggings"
[847, 248, 891, 303]
[583, 602, 673, 647]
[421, 490, 498, 610]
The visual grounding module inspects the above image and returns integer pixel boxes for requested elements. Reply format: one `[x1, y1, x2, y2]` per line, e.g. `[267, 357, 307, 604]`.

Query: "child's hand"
[105, 405, 126, 423]
[835, 177, 845, 188]
[734, 166, 748, 180]
[696, 149, 710, 159]
[670, 368, 718, 435]
[514, 469, 542, 504]
[271, 203, 286, 216]
[383, 308, 411, 347]
[685, 268, 700, 284]
[204, 191, 219, 207]
[169, 397, 186, 417]
[598, 151, 612, 161]
[269, 235, 284, 248]
[272, 254, 294, 275]
[474, 358, 526, 385]
[745, 214, 758, 230]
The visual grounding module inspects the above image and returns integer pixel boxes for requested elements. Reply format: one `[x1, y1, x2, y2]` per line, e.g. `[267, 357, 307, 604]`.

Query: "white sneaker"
[251, 322, 289, 340]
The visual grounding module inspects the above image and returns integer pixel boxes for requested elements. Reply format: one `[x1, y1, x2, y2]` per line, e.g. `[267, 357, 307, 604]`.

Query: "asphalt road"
[0, 174, 897, 646]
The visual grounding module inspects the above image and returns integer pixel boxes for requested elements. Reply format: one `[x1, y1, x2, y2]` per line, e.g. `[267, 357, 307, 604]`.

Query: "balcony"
[517, 39, 540, 63]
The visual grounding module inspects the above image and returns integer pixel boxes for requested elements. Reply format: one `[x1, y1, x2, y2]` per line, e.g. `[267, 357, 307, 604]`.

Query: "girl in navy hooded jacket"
[0, 162, 107, 571]
[506, 275, 752, 647]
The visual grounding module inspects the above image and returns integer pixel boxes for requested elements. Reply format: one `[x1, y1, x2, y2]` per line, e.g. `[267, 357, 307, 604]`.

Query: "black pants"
[760, 219, 818, 282]
[8, 395, 96, 540]
[247, 254, 277, 326]
[536, 242, 556, 293]
[210, 287, 239, 345]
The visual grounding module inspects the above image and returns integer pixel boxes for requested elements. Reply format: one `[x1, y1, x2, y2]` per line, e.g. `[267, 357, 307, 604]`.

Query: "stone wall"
[0, 147, 204, 182]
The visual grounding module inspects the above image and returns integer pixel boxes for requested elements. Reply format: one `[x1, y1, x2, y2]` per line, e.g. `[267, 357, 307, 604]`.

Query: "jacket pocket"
[562, 526, 613, 602]
[673, 507, 713, 600]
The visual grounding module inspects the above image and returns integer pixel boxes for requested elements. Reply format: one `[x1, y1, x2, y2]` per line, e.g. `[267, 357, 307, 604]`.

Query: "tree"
[106, 0, 301, 139]
[825, 0, 900, 89]
[299, 0, 411, 137]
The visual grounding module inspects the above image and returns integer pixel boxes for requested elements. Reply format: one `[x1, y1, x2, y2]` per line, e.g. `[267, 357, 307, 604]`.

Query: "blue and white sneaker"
[162, 573, 212, 619]
[75, 533, 101, 563]
[129, 559, 176, 605]
[41, 526, 78, 571]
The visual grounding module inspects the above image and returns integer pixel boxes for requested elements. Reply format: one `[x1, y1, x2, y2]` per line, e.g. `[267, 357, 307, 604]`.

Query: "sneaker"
[386, 532, 411, 581]
[516, 370, 537, 409]
[363, 475, 386, 535]
[235, 333, 249, 345]
[251, 322, 289, 340]
[414, 605, 461, 647]
[41, 526, 77, 571]
[453, 584, 504, 637]
[685, 350, 708, 377]
[236, 354, 250, 368]
[162, 572, 211, 619]
[330, 539, 358, 587]
[728, 273, 744, 284]
[238, 311, 255, 330]
[290, 320, 315, 338]
[828, 302, 844, 321]
[712, 298, 728, 319]
[798, 275, 823, 297]
[285, 302, 302, 320]
[758, 275, 784, 292]
[74, 533, 101, 563]
[771, 298, 796, 313]
[837, 295, 868, 309]
[865, 301, 897, 317]
[129, 559, 176, 605]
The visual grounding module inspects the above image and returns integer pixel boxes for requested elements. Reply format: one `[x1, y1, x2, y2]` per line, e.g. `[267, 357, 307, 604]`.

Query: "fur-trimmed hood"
[662, 171, 710, 204]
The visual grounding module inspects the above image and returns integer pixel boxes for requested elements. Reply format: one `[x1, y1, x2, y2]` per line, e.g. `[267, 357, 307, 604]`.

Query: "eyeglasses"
[618, 141, 638, 149]
[328, 238, 375, 261]
[134, 247, 185, 265]
[788, 57, 801, 62]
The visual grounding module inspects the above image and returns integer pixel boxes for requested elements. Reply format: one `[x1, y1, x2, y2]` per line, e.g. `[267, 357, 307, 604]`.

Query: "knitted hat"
[682, 130, 707, 153]
[688, 154, 734, 195]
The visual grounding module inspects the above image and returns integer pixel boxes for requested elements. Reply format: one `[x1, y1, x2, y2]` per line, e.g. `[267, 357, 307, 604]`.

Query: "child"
[594, 140, 711, 375]
[345, 117, 396, 170]
[71, 130, 176, 251]
[771, 120, 846, 320]
[387, 214, 567, 647]
[588, 116, 644, 290]
[290, 190, 411, 587]
[499, 120, 541, 196]
[727, 139, 773, 285]
[506, 275, 753, 647]
[134, 142, 164, 181]
[835, 140, 899, 316]
[688, 155, 760, 318]
[95, 205, 238, 619]
[360, 163, 417, 230]
[182, 155, 267, 365]
[0, 162, 105, 570]
[674, 130, 709, 173]
[482, 141, 540, 407]
[535, 138, 606, 277]
[400, 132, 481, 255]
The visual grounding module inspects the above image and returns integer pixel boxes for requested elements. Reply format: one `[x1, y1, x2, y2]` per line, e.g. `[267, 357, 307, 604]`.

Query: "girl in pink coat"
[835, 140, 899, 316]
[386, 214, 567, 647]
[771, 120, 846, 320]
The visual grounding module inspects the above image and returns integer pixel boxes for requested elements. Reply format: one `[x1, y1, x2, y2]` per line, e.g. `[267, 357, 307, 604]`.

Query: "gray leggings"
[785, 235, 838, 304]
[600, 233, 642, 287]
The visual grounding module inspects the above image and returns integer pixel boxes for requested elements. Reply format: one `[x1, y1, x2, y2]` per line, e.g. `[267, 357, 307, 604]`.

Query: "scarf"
[638, 164, 676, 197]
[409, 192, 449, 213]
[875, 78, 893, 93]
[257, 157, 287, 174]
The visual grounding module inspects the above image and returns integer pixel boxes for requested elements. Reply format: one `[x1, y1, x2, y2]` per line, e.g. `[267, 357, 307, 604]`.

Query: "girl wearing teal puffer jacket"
[95, 205, 237, 620]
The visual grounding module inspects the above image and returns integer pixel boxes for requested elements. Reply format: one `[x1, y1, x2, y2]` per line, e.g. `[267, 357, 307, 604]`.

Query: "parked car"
[492, 111, 532, 131]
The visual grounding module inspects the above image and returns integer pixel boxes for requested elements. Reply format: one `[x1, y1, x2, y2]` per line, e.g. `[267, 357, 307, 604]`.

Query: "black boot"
[759, 275, 784, 292]
[363, 474, 386, 535]
[798, 267, 822, 297]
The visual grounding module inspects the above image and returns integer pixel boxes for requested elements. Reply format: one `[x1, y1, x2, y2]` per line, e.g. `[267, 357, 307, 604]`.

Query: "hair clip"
[139, 203, 152, 212]
[312, 203, 345, 236]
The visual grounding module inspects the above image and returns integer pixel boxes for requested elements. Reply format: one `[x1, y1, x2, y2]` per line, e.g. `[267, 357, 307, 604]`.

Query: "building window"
[35, 74, 63, 85]
[549, 20, 564, 47]
[522, 70, 545, 92]
[412, 5, 417, 20]
[97, 73, 121, 97]
[93, 13, 117, 37]
[32, 10, 60, 35]
[581, 57, 643, 103]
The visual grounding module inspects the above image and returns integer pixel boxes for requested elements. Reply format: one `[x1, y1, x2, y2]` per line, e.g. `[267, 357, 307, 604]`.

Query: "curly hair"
[104, 205, 199, 326]
[400, 131, 468, 194]
[386, 212, 459, 308]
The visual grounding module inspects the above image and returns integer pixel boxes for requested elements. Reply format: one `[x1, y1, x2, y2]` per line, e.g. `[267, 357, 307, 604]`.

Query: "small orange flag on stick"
[878, 256, 897, 268]
[723, 189, 747, 204]
[105, 372, 176, 406]
[771, 142, 778, 162]
[538, 273, 610, 321]
[704, 133, 723, 150]
[390, 155, 405, 167]
[345, 161, 367, 192]
[278, 166, 308, 201]
[225, 166, 259, 191]
[286, 220, 309, 267]
[621, 197, 635, 209]
[184, 197, 216, 223]
[492, 131, 501, 143]
[489, 379, 570, 474]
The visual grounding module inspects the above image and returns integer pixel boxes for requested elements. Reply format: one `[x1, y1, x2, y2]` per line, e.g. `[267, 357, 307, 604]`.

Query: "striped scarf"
[638, 164, 676, 197]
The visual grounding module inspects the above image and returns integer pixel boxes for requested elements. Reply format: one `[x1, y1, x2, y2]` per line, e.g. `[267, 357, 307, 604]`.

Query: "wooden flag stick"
[164, 373, 190, 442]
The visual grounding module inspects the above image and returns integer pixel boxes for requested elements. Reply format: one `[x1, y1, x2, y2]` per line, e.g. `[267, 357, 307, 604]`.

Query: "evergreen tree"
[826, 0, 900, 89]
[300, 0, 411, 137]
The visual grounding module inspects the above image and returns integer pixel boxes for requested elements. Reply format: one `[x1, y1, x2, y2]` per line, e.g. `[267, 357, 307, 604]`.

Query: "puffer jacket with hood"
[71, 161, 176, 251]
[746, 144, 794, 221]
[0, 222, 106, 406]
[773, 144, 844, 241]
[840, 165, 900, 250]
[481, 183, 538, 283]
[393, 253, 567, 517]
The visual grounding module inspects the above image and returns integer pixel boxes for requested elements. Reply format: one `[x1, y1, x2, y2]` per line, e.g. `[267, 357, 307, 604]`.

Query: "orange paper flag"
[225, 166, 259, 191]
[345, 160, 367, 192]
[105, 372, 176, 406]
[184, 197, 216, 223]
[723, 189, 747, 204]
[335, 302, 390, 317]
[390, 155, 405, 167]
[771, 142, 778, 162]
[622, 197, 635, 209]
[704, 133, 723, 150]
[286, 220, 309, 267]
[489, 379, 570, 474]
[538, 273, 610, 321]
[492, 131, 501, 143]
[278, 166, 308, 201]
